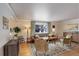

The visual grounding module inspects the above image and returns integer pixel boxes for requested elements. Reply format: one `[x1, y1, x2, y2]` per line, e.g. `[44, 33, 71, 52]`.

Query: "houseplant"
[13, 27, 21, 39]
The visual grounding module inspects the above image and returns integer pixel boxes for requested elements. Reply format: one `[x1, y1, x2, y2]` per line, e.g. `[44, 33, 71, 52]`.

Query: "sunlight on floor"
[19, 42, 32, 56]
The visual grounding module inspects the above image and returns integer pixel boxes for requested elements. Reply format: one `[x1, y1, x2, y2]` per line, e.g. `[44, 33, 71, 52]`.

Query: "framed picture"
[35, 22, 48, 34]
[3, 16, 9, 29]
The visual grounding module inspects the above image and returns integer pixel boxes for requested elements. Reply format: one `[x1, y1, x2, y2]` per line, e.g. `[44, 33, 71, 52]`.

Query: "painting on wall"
[35, 22, 48, 34]
[3, 16, 9, 29]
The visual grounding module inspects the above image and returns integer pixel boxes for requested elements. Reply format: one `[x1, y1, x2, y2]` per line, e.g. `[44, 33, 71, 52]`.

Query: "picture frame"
[3, 16, 9, 29]
[35, 22, 48, 34]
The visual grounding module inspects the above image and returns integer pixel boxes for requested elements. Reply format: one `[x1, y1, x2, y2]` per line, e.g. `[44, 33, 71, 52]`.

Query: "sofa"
[48, 34, 59, 43]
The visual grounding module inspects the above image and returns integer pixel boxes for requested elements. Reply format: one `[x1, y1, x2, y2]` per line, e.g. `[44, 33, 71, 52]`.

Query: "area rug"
[28, 41, 79, 56]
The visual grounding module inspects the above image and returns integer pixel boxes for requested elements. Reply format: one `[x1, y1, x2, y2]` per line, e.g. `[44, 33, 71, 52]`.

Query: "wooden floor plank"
[18, 42, 79, 56]
[19, 42, 32, 56]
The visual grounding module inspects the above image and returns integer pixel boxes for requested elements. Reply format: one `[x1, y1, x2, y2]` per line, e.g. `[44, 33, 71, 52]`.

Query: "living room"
[0, 3, 79, 56]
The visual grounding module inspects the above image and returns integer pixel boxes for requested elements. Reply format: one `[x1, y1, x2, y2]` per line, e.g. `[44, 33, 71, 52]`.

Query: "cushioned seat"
[48, 34, 58, 43]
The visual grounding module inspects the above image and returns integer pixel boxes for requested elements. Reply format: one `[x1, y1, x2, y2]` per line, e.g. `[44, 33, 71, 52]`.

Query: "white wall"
[50, 21, 59, 35]
[0, 17, 10, 56]
[60, 18, 79, 29]
[51, 18, 79, 37]
[0, 4, 15, 56]
[9, 19, 31, 38]
[56, 19, 79, 36]
[60, 19, 79, 32]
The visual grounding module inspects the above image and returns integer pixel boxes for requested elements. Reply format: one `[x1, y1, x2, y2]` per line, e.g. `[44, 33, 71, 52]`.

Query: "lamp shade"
[52, 28, 55, 32]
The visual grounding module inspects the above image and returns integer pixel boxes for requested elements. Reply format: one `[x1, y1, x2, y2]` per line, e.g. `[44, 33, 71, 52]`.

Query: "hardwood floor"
[18, 42, 79, 56]
[60, 47, 79, 56]
[19, 42, 32, 56]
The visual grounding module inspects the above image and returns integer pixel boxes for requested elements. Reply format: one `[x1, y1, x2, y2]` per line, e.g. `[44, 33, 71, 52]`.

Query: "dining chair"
[34, 39, 48, 56]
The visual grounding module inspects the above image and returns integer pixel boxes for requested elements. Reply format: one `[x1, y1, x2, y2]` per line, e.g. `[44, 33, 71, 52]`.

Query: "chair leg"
[35, 51, 37, 56]
[63, 42, 64, 46]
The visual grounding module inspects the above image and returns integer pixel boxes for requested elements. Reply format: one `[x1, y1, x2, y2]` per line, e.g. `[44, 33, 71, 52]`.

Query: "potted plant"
[13, 27, 21, 39]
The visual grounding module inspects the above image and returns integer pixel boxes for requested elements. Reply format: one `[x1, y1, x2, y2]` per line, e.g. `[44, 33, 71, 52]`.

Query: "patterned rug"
[28, 41, 79, 56]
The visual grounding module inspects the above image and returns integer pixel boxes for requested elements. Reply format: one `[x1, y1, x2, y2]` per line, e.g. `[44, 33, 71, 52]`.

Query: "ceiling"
[9, 3, 79, 21]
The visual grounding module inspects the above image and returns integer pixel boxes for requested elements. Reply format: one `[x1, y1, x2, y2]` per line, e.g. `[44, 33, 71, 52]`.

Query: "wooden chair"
[34, 39, 48, 56]
[63, 36, 72, 46]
